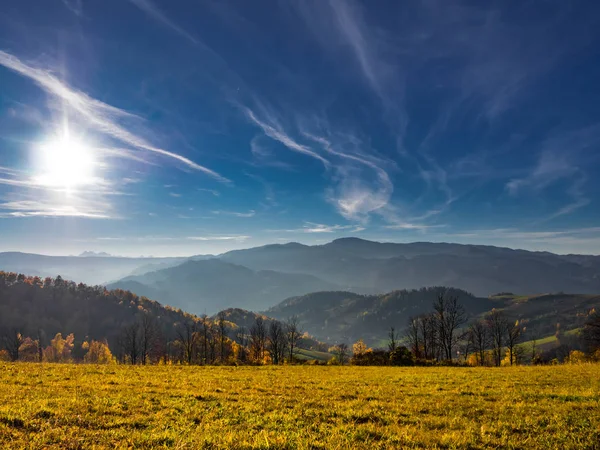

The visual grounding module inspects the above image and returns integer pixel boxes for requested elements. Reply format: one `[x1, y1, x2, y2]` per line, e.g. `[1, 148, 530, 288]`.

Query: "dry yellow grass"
[0, 363, 599, 449]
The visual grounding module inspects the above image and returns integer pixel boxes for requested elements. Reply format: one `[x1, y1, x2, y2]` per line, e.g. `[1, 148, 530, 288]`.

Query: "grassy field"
[0, 363, 599, 449]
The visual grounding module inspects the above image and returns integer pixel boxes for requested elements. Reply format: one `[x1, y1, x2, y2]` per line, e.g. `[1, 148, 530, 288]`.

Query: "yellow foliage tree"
[83, 340, 115, 364]
[352, 339, 369, 357]
[566, 350, 587, 364]
[43, 333, 75, 363]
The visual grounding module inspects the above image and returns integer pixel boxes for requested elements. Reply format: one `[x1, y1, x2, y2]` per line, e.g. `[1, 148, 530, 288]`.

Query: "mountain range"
[2, 238, 600, 315]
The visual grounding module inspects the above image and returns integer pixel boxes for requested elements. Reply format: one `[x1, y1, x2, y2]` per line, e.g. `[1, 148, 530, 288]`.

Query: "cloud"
[61, 0, 83, 16]
[187, 235, 250, 242]
[0, 50, 228, 182]
[198, 188, 220, 197]
[212, 210, 256, 218]
[269, 222, 364, 234]
[169, 193, 182, 198]
[243, 107, 329, 166]
[0, 199, 111, 219]
[128, 0, 199, 45]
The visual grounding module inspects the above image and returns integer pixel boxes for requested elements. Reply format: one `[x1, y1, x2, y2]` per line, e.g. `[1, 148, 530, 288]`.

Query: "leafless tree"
[506, 320, 523, 365]
[387, 326, 398, 353]
[331, 343, 349, 365]
[420, 313, 439, 360]
[120, 321, 141, 364]
[406, 317, 421, 359]
[486, 309, 508, 367]
[139, 314, 157, 365]
[176, 319, 197, 365]
[216, 311, 228, 363]
[199, 314, 210, 364]
[249, 316, 267, 363]
[468, 320, 489, 366]
[433, 294, 467, 360]
[285, 316, 302, 363]
[267, 321, 287, 365]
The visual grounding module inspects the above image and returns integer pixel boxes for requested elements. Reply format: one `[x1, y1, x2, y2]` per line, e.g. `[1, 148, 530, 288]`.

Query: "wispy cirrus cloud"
[0, 50, 228, 182]
[187, 235, 250, 242]
[243, 107, 329, 166]
[127, 0, 199, 45]
[212, 209, 256, 218]
[506, 126, 600, 221]
[0, 199, 111, 219]
[268, 222, 364, 234]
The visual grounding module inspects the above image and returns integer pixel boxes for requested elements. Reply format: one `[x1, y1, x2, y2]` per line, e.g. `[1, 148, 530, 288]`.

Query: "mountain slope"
[266, 288, 600, 346]
[108, 259, 339, 315]
[221, 238, 600, 297]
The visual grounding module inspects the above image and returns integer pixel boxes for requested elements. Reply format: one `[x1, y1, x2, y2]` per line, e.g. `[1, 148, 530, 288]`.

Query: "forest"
[1, 271, 599, 366]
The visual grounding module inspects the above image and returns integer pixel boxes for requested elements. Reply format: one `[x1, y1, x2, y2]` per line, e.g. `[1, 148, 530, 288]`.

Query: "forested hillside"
[267, 288, 600, 345]
[0, 272, 327, 364]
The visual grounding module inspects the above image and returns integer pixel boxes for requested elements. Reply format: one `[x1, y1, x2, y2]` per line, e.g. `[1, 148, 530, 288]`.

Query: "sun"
[37, 133, 96, 189]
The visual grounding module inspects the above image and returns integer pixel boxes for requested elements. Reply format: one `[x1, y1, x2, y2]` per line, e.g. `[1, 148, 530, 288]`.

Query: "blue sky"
[1, 0, 600, 256]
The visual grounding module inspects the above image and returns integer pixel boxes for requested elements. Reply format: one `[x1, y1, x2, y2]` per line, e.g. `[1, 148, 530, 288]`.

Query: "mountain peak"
[78, 251, 113, 258]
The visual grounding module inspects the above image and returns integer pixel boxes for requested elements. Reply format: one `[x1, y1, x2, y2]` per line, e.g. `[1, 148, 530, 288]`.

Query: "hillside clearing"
[1, 363, 599, 449]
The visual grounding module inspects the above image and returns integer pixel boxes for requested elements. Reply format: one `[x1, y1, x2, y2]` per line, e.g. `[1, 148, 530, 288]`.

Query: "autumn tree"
[83, 340, 115, 364]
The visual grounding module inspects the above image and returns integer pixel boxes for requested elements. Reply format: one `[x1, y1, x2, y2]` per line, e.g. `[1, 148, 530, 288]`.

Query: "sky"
[1, 0, 600, 256]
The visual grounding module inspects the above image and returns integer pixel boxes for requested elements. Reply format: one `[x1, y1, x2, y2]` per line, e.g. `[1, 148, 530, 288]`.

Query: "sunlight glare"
[37, 133, 96, 189]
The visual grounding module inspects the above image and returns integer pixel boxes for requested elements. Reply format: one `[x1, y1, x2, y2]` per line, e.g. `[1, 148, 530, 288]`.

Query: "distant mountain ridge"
[107, 259, 340, 314]
[219, 238, 600, 297]
[3, 238, 600, 313]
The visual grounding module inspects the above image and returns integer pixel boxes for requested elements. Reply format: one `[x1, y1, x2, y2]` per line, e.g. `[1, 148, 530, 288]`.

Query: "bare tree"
[433, 294, 467, 360]
[139, 314, 157, 365]
[468, 320, 489, 366]
[486, 309, 508, 367]
[406, 317, 421, 359]
[387, 326, 398, 353]
[285, 316, 302, 363]
[267, 321, 287, 365]
[120, 321, 141, 364]
[420, 313, 439, 360]
[249, 316, 267, 363]
[331, 343, 349, 365]
[216, 311, 228, 363]
[506, 320, 523, 366]
[176, 320, 197, 365]
[199, 314, 210, 364]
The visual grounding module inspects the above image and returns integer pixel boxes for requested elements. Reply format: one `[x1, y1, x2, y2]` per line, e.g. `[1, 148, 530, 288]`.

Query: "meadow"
[0, 363, 599, 449]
